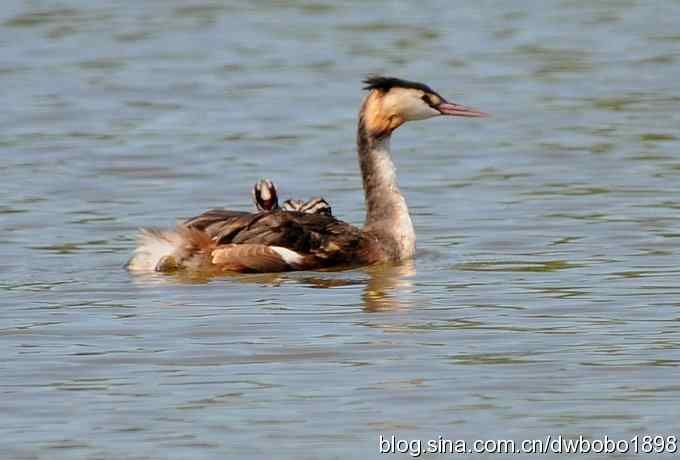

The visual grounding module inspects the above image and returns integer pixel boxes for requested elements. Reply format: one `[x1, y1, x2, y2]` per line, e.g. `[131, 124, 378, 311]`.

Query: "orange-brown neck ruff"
[357, 91, 415, 261]
[359, 90, 405, 139]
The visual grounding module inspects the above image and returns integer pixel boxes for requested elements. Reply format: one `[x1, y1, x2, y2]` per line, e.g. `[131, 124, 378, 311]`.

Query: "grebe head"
[361, 76, 487, 136]
[252, 179, 279, 211]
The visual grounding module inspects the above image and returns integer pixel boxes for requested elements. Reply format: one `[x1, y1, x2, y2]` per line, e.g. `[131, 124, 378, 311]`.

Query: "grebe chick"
[282, 198, 332, 216]
[253, 179, 332, 216]
[128, 76, 487, 273]
[252, 179, 279, 212]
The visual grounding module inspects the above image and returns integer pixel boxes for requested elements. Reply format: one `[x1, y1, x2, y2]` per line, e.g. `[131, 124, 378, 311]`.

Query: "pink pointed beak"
[436, 101, 488, 118]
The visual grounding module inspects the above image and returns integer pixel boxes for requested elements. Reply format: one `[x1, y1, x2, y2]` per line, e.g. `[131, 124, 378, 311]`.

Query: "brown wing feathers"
[211, 244, 293, 273]
[177, 208, 367, 272]
[136, 210, 368, 273]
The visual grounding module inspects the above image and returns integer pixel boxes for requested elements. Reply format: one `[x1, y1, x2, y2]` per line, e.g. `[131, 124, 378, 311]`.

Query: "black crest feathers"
[362, 76, 437, 95]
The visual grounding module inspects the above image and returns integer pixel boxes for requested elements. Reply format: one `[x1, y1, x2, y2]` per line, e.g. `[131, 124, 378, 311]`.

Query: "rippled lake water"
[2, 0, 680, 458]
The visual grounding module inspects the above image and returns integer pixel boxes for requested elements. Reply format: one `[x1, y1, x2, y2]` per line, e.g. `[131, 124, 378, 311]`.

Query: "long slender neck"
[357, 100, 415, 260]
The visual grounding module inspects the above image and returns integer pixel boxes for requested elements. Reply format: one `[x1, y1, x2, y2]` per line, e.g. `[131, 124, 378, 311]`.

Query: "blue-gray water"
[2, 1, 680, 459]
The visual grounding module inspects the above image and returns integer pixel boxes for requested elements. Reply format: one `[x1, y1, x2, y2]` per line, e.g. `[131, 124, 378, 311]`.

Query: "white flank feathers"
[270, 246, 303, 266]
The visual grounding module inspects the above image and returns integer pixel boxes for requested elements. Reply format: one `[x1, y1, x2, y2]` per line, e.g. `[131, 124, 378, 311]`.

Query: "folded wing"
[182, 208, 369, 271]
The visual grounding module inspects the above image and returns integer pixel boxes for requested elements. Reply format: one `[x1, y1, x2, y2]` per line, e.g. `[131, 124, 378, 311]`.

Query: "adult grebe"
[128, 76, 487, 273]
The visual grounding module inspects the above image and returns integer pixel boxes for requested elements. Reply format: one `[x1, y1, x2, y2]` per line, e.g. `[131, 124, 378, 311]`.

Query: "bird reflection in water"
[291, 261, 416, 312]
[359, 260, 416, 312]
[130, 260, 416, 312]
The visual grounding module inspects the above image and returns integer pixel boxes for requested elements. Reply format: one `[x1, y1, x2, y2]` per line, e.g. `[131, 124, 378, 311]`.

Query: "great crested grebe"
[252, 179, 332, 216]
[128, 76, 487, 273]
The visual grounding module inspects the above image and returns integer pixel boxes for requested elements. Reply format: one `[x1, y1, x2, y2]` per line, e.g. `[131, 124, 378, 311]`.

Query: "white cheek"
[402, 100, 440, 120]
